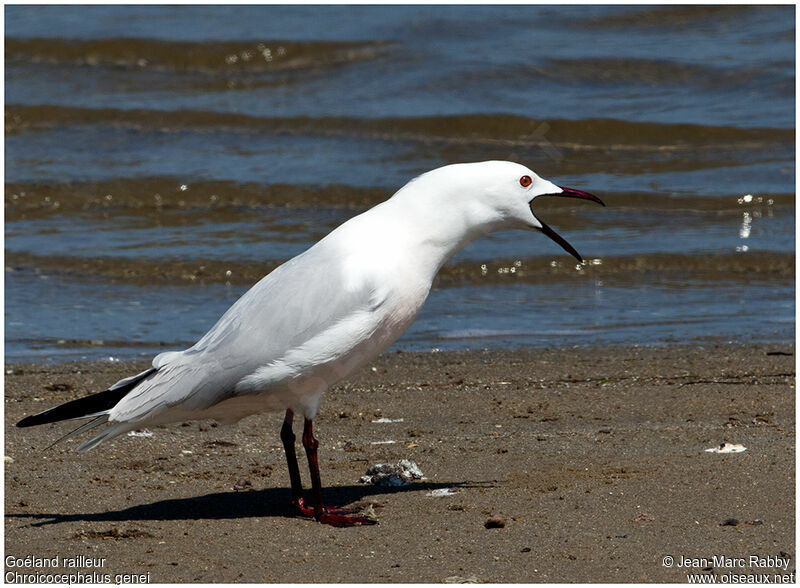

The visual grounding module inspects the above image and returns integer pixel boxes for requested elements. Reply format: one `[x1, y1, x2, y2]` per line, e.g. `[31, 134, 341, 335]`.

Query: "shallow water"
[4, 5, 795, 362]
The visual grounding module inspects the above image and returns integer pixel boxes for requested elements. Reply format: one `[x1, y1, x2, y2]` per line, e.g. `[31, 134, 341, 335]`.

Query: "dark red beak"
[531, 186, 605, 263]
[555, 186, 605, 207]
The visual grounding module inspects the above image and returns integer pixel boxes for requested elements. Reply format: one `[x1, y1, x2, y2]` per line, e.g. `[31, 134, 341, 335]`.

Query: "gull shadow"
[7, 480, 494, 527]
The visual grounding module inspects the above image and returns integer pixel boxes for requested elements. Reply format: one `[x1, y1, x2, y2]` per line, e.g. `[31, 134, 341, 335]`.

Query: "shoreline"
[6, 328, 796, 368]
[5, 342, 795, 582]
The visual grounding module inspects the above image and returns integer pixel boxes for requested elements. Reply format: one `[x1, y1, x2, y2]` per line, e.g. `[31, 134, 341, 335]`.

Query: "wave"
[567, 5, 785, 30]
[520, 58, 793, 98]
[6, 177, 793, 222]
[6, 336, 181, 350]
[6, 250, 794, 289]
[6, 105, 793, 149]
[4, 178, 389, 221]
[5, 37, 388, 74]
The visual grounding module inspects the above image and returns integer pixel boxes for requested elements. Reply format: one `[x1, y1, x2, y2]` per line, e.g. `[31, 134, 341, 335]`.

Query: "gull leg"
[301, 417, 377, 527]
[281, 410, 366, 521]
[280, 409, 312, 516]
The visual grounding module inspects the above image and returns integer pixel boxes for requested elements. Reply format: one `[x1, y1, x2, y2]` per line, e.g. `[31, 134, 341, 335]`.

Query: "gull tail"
[16, 367, 157, 449]
[45, 415, 109, 450]
[77, 422, 135, 453]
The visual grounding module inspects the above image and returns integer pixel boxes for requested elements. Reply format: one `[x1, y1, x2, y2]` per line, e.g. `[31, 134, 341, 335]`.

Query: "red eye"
[519, 175, 532, 187]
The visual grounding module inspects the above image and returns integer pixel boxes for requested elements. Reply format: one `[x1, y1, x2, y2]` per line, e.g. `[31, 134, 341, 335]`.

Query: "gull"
[17, 161, 604, 526]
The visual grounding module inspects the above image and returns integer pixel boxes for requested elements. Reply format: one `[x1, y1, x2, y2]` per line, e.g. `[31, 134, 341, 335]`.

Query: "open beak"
[531, 186, 605, 263]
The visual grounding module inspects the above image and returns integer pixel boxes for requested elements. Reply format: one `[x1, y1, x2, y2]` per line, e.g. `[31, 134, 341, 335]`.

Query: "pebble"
[233, 478, 252, 491]
[484, 515, 506, 529]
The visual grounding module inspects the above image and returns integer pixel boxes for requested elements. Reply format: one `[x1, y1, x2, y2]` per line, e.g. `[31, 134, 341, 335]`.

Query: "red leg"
[301, 417, 377, 526]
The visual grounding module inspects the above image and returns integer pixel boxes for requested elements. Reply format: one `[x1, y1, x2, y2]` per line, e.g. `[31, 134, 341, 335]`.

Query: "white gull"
[18, 160, 603, 526]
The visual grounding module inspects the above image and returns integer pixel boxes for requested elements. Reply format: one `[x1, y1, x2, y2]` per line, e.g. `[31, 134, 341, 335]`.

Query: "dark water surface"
[5, 5, 795, 362]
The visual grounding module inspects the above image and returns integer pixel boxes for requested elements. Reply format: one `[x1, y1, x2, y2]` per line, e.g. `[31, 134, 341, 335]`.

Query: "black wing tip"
[16, 415, 38, 428]
[14, 367, 157, 428]
[15, 401, 98, 428]
[17, 407, 68, 427]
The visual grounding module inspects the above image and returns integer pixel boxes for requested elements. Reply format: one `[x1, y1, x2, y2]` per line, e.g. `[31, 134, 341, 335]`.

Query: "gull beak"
[555, 186, 605, 207]
[530, 186, 605, 263]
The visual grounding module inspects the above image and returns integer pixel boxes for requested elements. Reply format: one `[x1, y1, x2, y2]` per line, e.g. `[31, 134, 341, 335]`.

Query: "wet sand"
[4, 344, 795, 582]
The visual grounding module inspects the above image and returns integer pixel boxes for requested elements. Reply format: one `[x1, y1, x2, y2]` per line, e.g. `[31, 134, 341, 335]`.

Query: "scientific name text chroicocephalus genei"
[17, 161, 604, 526]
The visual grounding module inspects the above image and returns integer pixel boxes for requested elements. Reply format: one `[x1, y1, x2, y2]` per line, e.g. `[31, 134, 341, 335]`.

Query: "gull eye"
[519, 175, 532, 188]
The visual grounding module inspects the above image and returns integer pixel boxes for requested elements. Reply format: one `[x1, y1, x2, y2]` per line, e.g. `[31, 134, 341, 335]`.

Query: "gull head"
[405, 161, 604, 262]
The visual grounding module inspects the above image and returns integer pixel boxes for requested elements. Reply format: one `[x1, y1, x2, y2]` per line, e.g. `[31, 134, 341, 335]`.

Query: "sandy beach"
[4, 343, 794, 582]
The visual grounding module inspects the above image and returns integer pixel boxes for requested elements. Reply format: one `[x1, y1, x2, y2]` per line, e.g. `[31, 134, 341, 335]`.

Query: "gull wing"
[108, 240, 385, 425]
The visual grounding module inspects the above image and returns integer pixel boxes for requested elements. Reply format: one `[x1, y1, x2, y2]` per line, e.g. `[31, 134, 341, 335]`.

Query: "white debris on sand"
[360, 459, 424, 486]
[371, 417, 404, 423]
[426, 488, 459, 497]
[127, 429, 153, 438]
[705, 442, 747, 453]
[443, 575, 480, 584]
